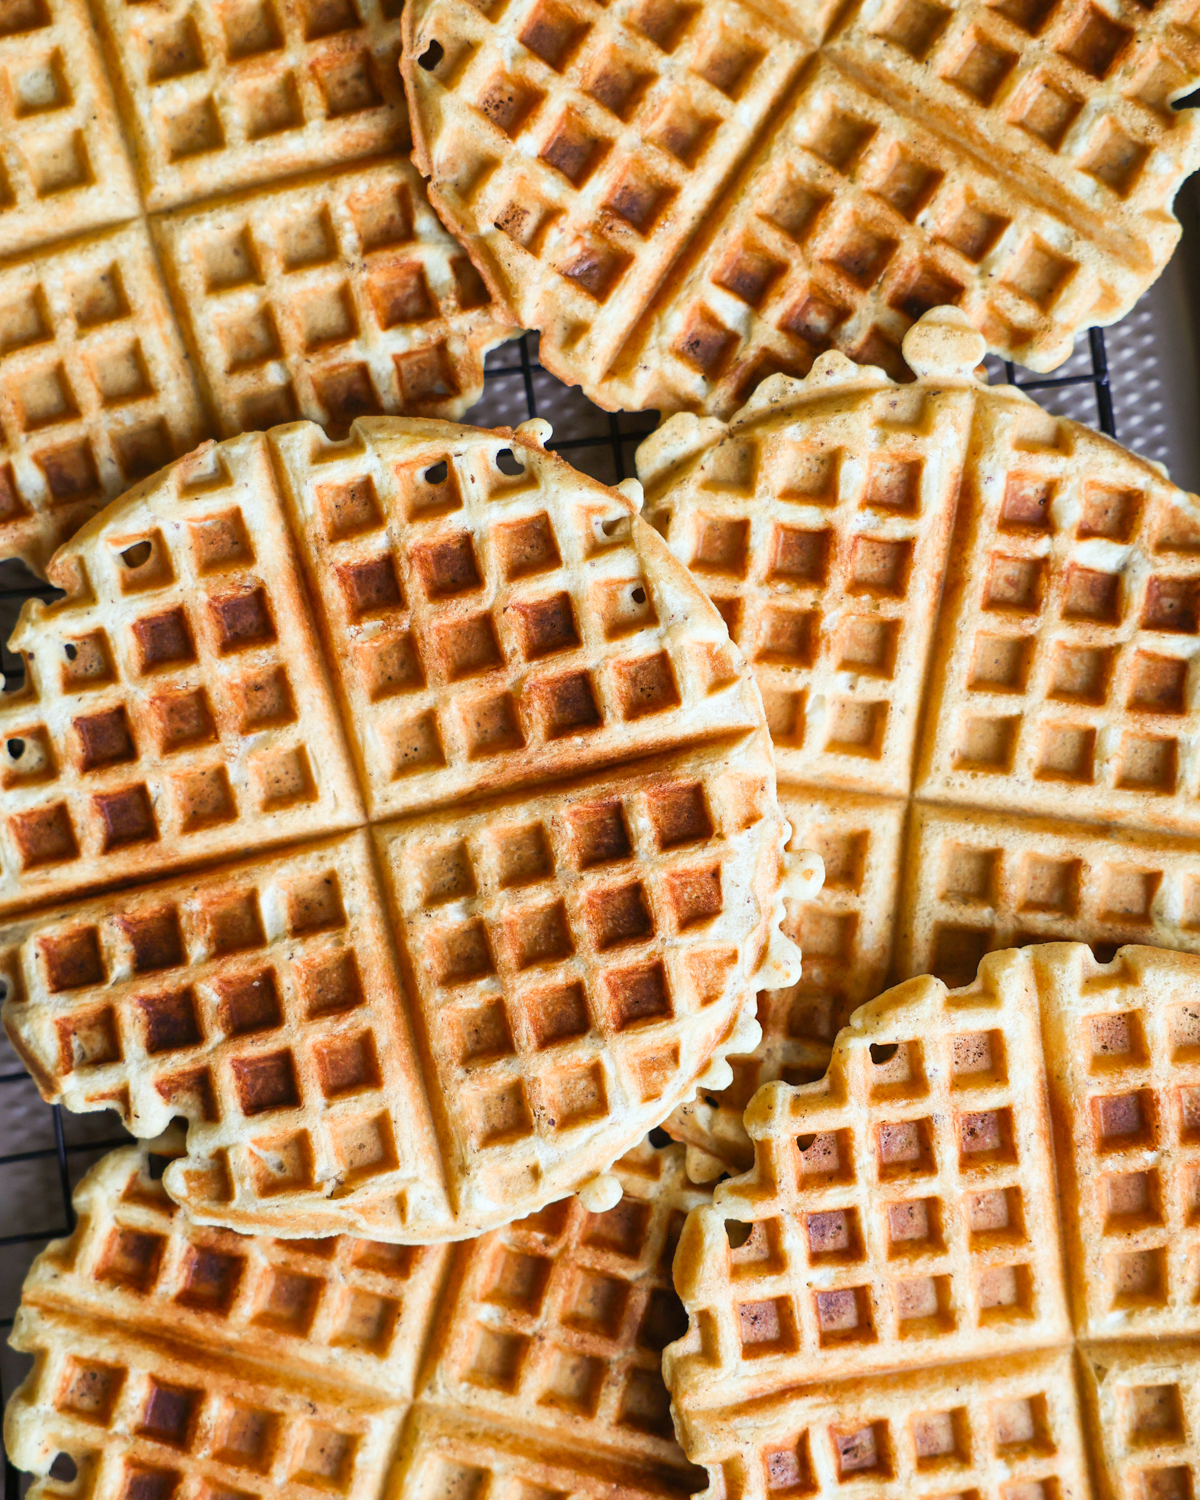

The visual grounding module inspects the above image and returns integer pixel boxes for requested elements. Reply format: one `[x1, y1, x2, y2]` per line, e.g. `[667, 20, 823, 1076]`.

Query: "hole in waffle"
[664, 863, 722, 929]
[738, 1296, 799, 1354]
[138, 988, 201, 1054]
[814, 1288, 874, 1347]
[74, 707, 136, 772]
[210, 588, 276, 652]
[1143, 576, 1199, 633]
[415, 532, 482, 597]
[1084, 118, 1149, 197]
[951, 1030, 1007, 1086]
[536, 669, 603, 736]
[674, 304, 735, 373]
[885, 1197, 944, 1256]
[176, 1246, 244, 1312]
[1093, 1088, 1157, 1150]
[806, 1208, 863, 1262]
[11, 804, 79, 870]
[138, 1381, 200, 1447]
[60, 632, 113, 687]
[614, 650, 680, 718]
[299, 952, 365, 1018]
[527, 981, 589, 1047]
[604, 960, 671, 1029]
[477, 72, 543, 136]
[41, 926, 105, 991]
[1104, 1168, 1163, 1231]
[587, 881, 654, 949]
[49, 1456, 78, 1483]
[456, 999, 515, 1063]
[286, 874, 346, 935]
[205, 891, 266, 956]
[318, 475, 383, 540]
[218, 968, 282, 1036]
[584, 45, 653, 118]
[698, 30, 762, 95]
[1013, 71, 1081, 150]
[94, 785, 158, 851]
[510, 593, 579, 661]
[496, 512, 561, 578]
[958, 1107, 1016, 1167]
[507, 899, 574, 969]
[569, 800, 633, 870]
[58, 1361, 122, 1425]
[1110, 1248, 1168, 1310]
[233, 1051, 300, 1117]
[1127, 1384, 1186, 1446]
[315, 1031, 380, 1097]
[252, 1269, 322, 1339]
[725, 1219, 753, 1248]
[604, 165, 673, 232]
[418, 38, 443, 67]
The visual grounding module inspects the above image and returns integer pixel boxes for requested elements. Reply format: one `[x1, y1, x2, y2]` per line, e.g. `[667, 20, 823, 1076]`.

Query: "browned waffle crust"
[666, 942, 1200, 1499]
[0, 0, 514, 578]
[401, 0, 1200, 416]
[5, 1139, 708, 1500]
[637, 307, 1200, 1172]
[0, 415, 801, 1239]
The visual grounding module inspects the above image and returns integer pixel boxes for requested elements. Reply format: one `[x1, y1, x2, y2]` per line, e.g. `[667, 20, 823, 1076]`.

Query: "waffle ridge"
[635, 307, 1200, 1173]
[401, 0, 1200, 415]
[664, 942, 1200, 1500]
[0, 0, 515, 579]
[5, 1139, 707, 1500]
[0, 415, 803, 1239]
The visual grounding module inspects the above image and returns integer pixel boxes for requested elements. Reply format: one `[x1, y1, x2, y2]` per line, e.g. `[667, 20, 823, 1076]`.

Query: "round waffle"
[0, 415, 812, 1240]
[401, 0, 1200, 416]
[5, 1137, 709, 1500]
[0, 0, 516, 580]
[664, 942, 1200, 1500]
[637, 305, 1200, 1172]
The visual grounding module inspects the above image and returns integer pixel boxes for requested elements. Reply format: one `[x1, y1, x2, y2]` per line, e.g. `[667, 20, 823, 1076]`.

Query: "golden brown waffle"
[637, 306, 1200, 1167]
[0, 414, 807, 1238]
[0, 0, 514, 579]
[665, 942, 1200, 1500]
[5, 1137, 707, 1500]
[401, 0, 1200, 416]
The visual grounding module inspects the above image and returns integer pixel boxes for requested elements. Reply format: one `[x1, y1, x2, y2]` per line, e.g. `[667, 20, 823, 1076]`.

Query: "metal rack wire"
[0, 322, 1121, 1487]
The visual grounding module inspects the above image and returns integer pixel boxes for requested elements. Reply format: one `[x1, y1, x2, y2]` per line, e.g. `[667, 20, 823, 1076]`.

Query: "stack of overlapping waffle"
[401, 0, 1200, 414]
[623, 306, 1200, 1175]
[0, 0, 516, 577]
[0, 413, 811, 1239]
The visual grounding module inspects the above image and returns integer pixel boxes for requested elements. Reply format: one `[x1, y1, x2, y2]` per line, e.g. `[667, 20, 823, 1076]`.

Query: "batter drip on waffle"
[0, 414, 812, 1238]
[0, 0, 514, 579]
[402, 0, 1200, 415]
[664, 942, 1200, 1500]
[5, 1139, 708, 1500]
[636, 307, 1200, 1173]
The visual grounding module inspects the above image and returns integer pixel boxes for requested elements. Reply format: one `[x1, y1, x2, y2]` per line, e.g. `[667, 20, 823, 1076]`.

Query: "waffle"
[0, 414, 808, 1238]
[0, 0, 514, 581]
[665, 941, 1200, 1500]
[5, 1137, 708, 1500]
[637, 305, 1200, 1167]
[401, 0, 1200, 417]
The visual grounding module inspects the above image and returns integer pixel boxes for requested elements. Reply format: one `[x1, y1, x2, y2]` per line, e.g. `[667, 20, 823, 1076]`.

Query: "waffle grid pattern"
[5, 1142, 705, 1500]
[402, 0, 1200, 413]
[0, 434, 363, 912]
[0, 0, 514, 579]
[665, 944, 1200, 1500]
[640, 328, 1200, 1169]
[0, 417, 789, 1241]
[270, 421, 755, 817]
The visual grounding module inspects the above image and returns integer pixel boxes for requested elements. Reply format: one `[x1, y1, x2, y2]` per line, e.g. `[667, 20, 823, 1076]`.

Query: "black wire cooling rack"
[0, 324, 1120, 1491]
